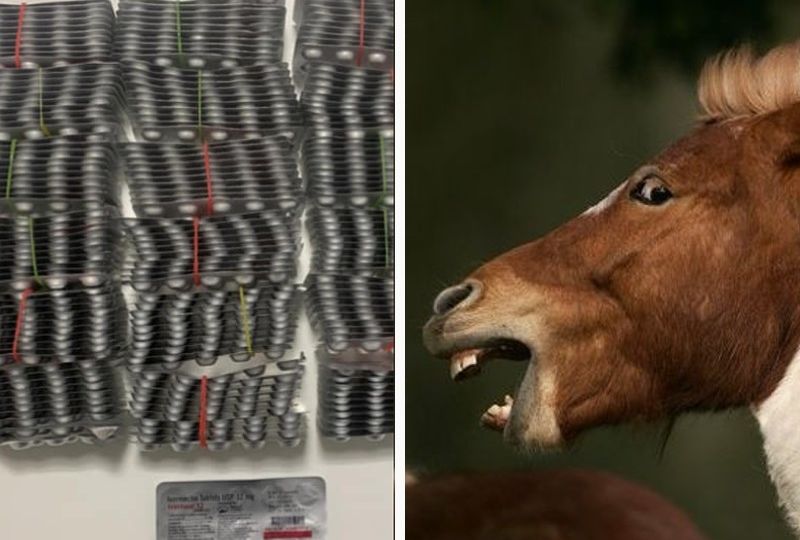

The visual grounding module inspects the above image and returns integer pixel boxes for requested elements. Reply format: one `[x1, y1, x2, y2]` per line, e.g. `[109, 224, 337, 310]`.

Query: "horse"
[423, 41, 800, 533]
[406, 469, 707, 540]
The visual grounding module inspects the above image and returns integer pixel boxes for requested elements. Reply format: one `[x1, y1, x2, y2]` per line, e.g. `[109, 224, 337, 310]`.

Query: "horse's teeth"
[450, 352, 479, 380]
[481, 395, 514, 432]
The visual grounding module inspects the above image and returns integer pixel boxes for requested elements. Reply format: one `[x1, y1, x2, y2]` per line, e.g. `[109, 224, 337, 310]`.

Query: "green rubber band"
[239, 286, 253, 354]
[38, 68, 51, 138]
[175, 0, 184, 57]
[197, 69, 203, 140]
[28, 216, 42, 286]
[4, 139, 17, 199]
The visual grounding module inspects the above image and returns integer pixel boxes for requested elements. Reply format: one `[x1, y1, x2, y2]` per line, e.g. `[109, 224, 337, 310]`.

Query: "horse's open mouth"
[449, 338, 531, 381]
[448, 338, 532, 431]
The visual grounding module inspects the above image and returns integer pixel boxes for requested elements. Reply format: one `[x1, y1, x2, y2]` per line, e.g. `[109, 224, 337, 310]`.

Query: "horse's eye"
[630, 176, 673, 206]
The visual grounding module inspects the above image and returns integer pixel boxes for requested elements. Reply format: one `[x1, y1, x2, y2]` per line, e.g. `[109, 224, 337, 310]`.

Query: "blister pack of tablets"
[0, 361, 123, 449]
[128, 282, 300, 370]
[123, 60, 302, 143]
[302, 130, 394, 207]
[0, 139, 120, 213]
[307, 205, 394, 275]
[121, 210, 302, 291]
[316, 346, 392, 440]
[305, 273, 393, 353]
[0, 284, 127, 366]
[301, 63, 394, 131]
[0, 210, 122, 291]
[116, 0, 287, 68]
[129, 359, 306, 451]
[293, 0, 394, 82]
[121, 137, 303, 217]
[0, 62, 125, 140]
[0, 0, 115, 68]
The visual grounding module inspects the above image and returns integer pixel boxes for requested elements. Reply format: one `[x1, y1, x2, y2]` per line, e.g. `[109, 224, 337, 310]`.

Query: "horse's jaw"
[754, 346, 800, 537]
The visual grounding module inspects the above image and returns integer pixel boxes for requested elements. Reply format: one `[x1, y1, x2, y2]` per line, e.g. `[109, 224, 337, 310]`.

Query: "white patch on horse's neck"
[583, 182, 625, 216]
[754, 347, 800, 534]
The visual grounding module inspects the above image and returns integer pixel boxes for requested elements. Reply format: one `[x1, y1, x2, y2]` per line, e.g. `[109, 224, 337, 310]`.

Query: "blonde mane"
[698, 42, 800, 120]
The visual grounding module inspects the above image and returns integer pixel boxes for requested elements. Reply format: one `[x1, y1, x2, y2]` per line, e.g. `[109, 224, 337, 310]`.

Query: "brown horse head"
[424, 43, 800, 449]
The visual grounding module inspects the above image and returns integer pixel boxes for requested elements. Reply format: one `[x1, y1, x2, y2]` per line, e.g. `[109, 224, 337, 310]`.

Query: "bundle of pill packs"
[118, 0, 306, 452]
[0, 0, 125, 449]
[295, 0, 395, 440]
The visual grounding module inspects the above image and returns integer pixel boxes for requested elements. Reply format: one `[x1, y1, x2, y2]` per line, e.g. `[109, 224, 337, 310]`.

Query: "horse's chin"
[503, 357, 564, 451]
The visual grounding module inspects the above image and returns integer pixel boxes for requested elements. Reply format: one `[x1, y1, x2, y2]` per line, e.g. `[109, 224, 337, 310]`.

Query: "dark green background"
[408, 1, 800, 538]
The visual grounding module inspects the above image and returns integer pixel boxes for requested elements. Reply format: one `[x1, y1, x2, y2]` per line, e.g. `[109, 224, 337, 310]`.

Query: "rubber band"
[192, 215, 200, 286]
[196, 69, 203, 140]
[4, 139, 17, 199]
[356, 0, 366, 66]
[198, 375, 208, 449]
[239, 286, 253, 355]
[14, 3, 26, 69]
[383, 339, 394, 353]
[11, 287, 33, 363]
[378, 132, 390, 267]
[28, 216, 42, 286]
[201, 141, 214, 215]
[38, 68, 51, 138]
[174, 0, 184, 58]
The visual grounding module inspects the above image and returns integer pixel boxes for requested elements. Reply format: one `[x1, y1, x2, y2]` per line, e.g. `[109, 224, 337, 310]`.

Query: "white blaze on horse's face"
[583, 182, 626, 217]
[424, 42, 800, 450]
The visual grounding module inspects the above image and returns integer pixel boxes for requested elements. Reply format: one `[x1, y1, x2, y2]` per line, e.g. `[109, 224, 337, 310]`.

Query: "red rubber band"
[192, 215, 201, 287]
[14, 3, 27, 69]
[356, 0, 366, 66]
[11, 287, 33, 363]
[198, 375, 208, 449]
[383, 339, 394, 353]
[201, 141, 214, 215]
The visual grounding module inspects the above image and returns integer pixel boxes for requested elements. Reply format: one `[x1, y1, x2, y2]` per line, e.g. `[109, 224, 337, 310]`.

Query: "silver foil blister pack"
[130, 360, 306, 451]
[0, 360, 123, 449]
[116, 0, 287, 68]
[121, 137, 303, 217]
[293, 0, 394, 84]
[123, 60, 302, 143]
[302, 129, 394, 207]
[156, 477, 326, 540]
[0, 0, 115, 68]
[0, 139, 121, 213]
[0, 62, 125, 140]
[316, 346, 392, 440]
[307, 205, 394, 275]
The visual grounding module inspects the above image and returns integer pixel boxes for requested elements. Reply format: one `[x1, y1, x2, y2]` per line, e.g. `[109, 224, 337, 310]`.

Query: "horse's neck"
[755, 347, 800, 534]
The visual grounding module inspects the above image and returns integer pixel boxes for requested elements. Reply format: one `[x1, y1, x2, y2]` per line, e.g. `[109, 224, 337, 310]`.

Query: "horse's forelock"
[698, 42, 800, 121]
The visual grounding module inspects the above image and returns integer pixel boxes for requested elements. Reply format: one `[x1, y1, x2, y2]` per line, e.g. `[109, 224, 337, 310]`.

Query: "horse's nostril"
[433, 282, 477, 315]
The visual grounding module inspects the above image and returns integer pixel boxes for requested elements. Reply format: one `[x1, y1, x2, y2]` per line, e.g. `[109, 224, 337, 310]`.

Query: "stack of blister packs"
[293, 0, 394, 82]
[295, 0, 395, 440]
[0, 0, 115, 68]
[118, 0, 306, 451]
[0, 0, 125, 449]
[115, 0, 286, 68]
[130, 360, 305, 451]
